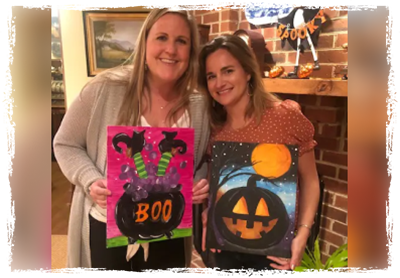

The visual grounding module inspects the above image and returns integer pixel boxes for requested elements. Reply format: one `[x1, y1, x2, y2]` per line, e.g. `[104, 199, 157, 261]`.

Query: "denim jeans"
[215, 251, 292, 278]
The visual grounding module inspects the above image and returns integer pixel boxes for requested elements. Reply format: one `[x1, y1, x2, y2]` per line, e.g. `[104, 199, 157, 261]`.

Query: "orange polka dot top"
[210, 100, 317, 155]
[207, 99, 317, 229]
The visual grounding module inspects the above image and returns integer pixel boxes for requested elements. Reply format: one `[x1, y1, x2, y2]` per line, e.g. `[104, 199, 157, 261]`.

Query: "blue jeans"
[215, 251, 292, 278]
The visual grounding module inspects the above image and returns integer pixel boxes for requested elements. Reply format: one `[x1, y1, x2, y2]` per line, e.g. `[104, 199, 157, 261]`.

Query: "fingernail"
[291, 265, 295, 270]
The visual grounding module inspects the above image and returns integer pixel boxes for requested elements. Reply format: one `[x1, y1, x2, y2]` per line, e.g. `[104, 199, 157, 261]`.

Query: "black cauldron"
[115, 190, 185, 244]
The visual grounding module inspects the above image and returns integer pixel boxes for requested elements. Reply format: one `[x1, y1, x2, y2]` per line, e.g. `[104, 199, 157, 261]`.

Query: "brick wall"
[193, 7, 348, 262]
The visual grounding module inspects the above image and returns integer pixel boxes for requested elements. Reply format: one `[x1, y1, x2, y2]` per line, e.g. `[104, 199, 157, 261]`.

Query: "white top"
[88, 109, 191, 262]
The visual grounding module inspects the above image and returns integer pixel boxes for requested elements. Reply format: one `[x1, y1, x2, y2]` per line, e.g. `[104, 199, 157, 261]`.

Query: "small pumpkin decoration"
[214, 175, 290, 249]
[297, 63, 314, 78]
[269, 65, 284, 78]
[115, 184, 185, 244]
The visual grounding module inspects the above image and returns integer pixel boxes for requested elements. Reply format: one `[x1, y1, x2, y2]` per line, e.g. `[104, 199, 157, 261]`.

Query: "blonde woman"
[54, 9, 210, 271]
[199, 35, 320, 271]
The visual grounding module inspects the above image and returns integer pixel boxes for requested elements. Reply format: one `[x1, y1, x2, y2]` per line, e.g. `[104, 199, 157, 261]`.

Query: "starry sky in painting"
[207, 141, 299, 256]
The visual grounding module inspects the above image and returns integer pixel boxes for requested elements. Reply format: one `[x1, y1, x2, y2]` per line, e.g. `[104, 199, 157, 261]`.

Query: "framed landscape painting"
[106, 126, 194, 248]
[83, 12, 148, 76]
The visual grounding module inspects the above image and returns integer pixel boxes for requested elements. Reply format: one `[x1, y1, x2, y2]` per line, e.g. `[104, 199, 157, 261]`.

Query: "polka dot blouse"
[207, 99, 317, 230]
[210, 99, 317, 156]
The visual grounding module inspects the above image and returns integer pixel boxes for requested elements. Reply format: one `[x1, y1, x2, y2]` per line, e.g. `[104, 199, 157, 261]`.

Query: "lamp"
[233, 29, 269, 77]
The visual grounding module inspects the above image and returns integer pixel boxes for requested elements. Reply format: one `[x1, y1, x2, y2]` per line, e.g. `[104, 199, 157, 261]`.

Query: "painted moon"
[251, 144, 291, 179]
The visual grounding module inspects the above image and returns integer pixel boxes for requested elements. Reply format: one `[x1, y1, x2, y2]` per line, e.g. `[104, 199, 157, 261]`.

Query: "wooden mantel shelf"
[263, 78, 348, 97]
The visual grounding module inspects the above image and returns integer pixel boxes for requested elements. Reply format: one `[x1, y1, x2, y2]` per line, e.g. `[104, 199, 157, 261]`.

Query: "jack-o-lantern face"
[222, 197, 279, 239]
[214, 185, 290, 249]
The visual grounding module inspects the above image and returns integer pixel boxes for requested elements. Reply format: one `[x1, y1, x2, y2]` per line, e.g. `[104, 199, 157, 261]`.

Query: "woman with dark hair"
[199, 35, 320, 271]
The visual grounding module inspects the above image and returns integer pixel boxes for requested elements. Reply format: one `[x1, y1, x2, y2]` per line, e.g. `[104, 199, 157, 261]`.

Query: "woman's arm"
[291, 150, 320, 268]
[53, 82, 104, 196]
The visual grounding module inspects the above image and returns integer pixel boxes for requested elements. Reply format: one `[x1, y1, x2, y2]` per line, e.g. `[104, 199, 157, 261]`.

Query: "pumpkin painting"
[214, 175, 290, 249]
[207, 141, 298, 257]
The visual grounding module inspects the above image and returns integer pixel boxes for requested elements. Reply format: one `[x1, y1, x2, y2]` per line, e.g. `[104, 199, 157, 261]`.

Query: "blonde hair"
[198, 35, 280, 131]
[108, 8, 200, 126]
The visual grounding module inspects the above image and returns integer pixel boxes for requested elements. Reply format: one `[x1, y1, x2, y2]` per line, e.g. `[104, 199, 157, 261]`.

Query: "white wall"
[59, 7, 150, 109]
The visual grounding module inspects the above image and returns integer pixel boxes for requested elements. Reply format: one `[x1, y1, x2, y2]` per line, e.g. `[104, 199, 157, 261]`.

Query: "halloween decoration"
[245, 5, 327, 78]
[269, 65, 285, 78]
[106, 126, 194, 248]
[297, 63, 314, 79]
[206, 141, 299, 257]
[277, 7, 326, 78]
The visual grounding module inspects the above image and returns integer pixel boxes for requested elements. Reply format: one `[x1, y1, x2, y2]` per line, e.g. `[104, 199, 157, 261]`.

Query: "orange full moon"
[251, 144, 292, 179]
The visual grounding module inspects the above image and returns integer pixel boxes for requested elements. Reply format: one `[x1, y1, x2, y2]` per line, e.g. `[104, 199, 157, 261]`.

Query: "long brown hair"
[198, 35, 280, 130]
[116, 8, 199, 126]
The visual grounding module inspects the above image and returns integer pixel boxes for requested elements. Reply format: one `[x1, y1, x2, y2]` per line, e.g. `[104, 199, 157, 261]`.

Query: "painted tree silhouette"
[211, 142, 279, 192]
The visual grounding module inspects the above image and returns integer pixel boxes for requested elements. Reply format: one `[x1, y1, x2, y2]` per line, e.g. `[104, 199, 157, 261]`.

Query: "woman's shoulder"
[277, 99, 302, 111]
[81, 66, 131, 99]
[261, 99, 310, 130]
[265, 99, 302, 116]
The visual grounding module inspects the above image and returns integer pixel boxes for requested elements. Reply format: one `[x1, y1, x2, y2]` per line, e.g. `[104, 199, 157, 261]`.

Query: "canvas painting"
[206, 141, 299, 258]
[106, 126, 194, 248]
[83, 12, 148, 76]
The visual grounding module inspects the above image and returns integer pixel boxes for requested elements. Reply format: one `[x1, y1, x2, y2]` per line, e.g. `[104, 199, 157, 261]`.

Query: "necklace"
[228, 116, 254, 131]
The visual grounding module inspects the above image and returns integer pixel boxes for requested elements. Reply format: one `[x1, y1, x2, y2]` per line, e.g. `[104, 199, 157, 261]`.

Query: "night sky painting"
[206, 141, 299, 258]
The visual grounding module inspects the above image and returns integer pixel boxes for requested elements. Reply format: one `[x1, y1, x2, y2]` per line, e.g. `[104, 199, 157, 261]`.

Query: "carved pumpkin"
[214, 176, 289, 249]
[297, 63, 314, 78]
[115, 190, 185, 244]
[269, 66, 284, 78]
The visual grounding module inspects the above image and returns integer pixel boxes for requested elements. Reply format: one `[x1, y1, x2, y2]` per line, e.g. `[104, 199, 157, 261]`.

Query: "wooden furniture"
[264, 78, 348, 97]
[51, 59, 65, 161]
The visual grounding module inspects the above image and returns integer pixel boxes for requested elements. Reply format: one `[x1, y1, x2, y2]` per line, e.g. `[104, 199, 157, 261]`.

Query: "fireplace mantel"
[263, 78, 348, 97]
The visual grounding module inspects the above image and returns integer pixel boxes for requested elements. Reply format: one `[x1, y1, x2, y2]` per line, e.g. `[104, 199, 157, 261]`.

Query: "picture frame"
[83, 11, 149, 76]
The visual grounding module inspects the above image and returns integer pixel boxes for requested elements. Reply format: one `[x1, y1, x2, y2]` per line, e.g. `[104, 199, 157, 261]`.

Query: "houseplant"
[295, 237, 348, 271]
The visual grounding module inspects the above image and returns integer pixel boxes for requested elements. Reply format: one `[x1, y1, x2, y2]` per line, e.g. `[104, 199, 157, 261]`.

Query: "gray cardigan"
[53, 74, 210, 268]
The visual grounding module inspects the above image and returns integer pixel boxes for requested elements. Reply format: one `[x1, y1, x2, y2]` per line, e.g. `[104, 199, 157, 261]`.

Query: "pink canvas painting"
[106, 126, 194, 248]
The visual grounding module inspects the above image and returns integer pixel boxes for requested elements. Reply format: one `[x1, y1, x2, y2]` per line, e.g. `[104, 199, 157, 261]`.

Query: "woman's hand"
[267, 228, 309, 270]
[266, 256, 291, 270]
[89, 179, 111, 209]
[193, 179, 209, 204]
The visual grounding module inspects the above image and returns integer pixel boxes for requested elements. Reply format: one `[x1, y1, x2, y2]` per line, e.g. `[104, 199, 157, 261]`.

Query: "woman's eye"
[157, 36, 167, 41]
[177, 38, 188, 45]
[207, 75, 215, 80]
[225, 69, 234, 74]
